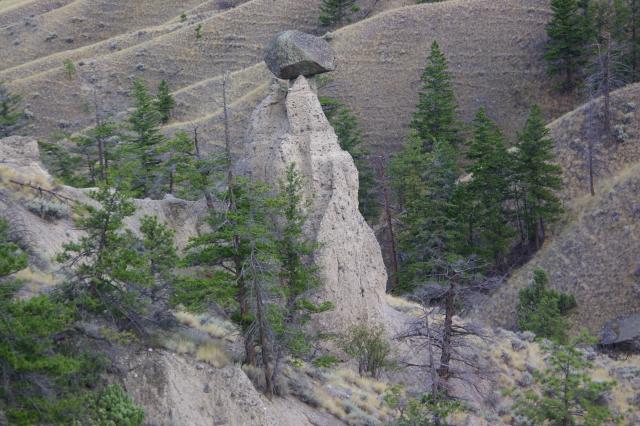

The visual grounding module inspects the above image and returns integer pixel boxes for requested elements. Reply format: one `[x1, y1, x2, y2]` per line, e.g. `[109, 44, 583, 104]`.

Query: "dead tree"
[396, 257, 493, 406]
[374, 155, 400, 291]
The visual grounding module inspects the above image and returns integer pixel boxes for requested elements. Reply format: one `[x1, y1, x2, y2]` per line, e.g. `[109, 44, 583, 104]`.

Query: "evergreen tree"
[319, 0, 356, 26]
[0, 82, 26, 137]
[271, 164, 332, 359]
[396, 139, 463, 288]
[321, 98, 379, 222]
[514, 335, 616, 425]
[37, 140, 88, 187]
[57, 186, 161, 332]
[155, 79, 175, 124]
[516, 268, 576, 343]
[514, 106, 563, 248]
[464, 108, 514, 268]
[0, 219, 105, 424]
[389, 133, 430, 209]
[545, 0, 590, 91]
[118, 79, 166, 198]
[410, 41, 460, 150]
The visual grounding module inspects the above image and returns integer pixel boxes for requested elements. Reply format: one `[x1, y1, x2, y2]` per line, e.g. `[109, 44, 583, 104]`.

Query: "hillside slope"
[2, 0, 576, 157]
[476, 84, 640, 333]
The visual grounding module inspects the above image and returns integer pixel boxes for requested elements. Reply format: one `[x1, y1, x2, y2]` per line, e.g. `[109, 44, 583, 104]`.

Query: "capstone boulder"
[264, 30, 336, 80]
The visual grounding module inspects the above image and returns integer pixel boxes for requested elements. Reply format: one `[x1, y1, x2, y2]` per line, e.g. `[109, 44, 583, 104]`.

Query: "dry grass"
[173, 310, 238, 341]
[195, 341, 230, 367]
[287, 361, 394, 425]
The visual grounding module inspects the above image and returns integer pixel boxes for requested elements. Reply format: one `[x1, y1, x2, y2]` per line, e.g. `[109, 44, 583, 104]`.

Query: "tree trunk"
[633, 0, 638, 81]
[251, 249, 274, 398]
[376, 157, 399, 291]
[192, 127, 215, 210]
[603, 34, 612, 141]
[437, 282, 455, 387]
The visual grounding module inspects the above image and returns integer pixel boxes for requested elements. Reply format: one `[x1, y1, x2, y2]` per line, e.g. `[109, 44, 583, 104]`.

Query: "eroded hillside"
[2, 0, 575, 156]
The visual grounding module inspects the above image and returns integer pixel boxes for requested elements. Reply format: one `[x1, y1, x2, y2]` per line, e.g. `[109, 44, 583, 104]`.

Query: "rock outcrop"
[264, 31, 336, 80]
[601, 314, 640, 350]
[239, 76, 387, 330]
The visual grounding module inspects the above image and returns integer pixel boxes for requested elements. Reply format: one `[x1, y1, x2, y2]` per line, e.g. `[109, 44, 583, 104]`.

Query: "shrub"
[313, 355, 340, 369]
[516, 268, 576, 343]
[340, 323, 392, 378]
[25, 198, 71, 220]
[90, 384, 145, 426]
[195, 342, 229, 368]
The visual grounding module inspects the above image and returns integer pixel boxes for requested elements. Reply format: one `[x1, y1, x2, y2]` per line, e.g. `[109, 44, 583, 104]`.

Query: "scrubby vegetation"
[516, 268, 577, 343]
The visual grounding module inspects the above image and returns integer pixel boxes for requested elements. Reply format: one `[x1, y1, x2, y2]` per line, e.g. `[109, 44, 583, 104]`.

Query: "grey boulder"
[264, 30, 336, 79]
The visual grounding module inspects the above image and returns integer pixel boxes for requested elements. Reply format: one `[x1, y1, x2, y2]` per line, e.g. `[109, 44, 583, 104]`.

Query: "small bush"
[90, 384, 144, 426]
[340, 323, 392, 378]
[516, 268, 576, 343]
[313, 355, 340, 369]
[25, 198, 71, 220]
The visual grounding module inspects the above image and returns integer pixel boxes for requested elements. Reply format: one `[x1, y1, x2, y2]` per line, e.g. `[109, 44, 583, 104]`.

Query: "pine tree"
[0, 219, 105, 424]
[57, 186, 158, 332]
[514, 106, 563, 248]
[516, 268, 576, 343]
[514, 335, 616, 425]
[272, 164, 332, 358]
[464, 108, 515, 267]
[397, 139, 463, 288]
[321, 98, 379, 222]
[155, 79, 175, 124]
[410, 41, 459, 150]
[118, 79, 166, 198]
[0, 82, 26, 137]
[319, 0, 356, 26]
[184, 177, 276, 364]
[545, 0, 590, 91]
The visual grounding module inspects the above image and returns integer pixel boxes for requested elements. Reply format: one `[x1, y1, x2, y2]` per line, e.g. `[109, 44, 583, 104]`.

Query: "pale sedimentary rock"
[239, 76, 387, 330]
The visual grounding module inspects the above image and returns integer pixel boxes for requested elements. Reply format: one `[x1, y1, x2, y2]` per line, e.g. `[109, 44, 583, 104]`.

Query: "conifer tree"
[545, 0, 590, 91]
[515, 335, 616, 425]
[464, 108, 514, 267]
[514, 106, 563, 248]
[319, 0, 356, 26]
[119, 79, 166, 198]
[397, 139, 463, 288]
[321, 98, 379, 222]
[516, 268, 576, 343]
[155, 79, 175, 124]
[0, 82, 26, 137]
[57, 186, 160, 332]
[410, 41, 459, 150]
[0, 219, 106, 424]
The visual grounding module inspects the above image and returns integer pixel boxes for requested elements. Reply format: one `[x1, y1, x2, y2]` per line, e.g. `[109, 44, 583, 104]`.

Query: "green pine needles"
[319, 0, 358, 26]
[516, 268, 577, 343]
[321, 97, 379, 223]
[0, 82, 27, 137]
[410, 41, 460, 150]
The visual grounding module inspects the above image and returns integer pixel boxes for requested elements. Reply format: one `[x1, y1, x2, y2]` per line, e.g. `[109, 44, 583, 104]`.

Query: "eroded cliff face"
[239, 76, 388, 330]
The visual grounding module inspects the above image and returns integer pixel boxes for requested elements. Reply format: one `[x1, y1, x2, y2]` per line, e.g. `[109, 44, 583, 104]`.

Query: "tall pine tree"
[154, 79, 175, 124]
[410, 41, 459, 151]
[118, 79, 166, 198]
[396, 139, 463, 289]
[545, 0, 590, 91]
[514, 106, 563, 249]
[463, 108, 514, 268]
